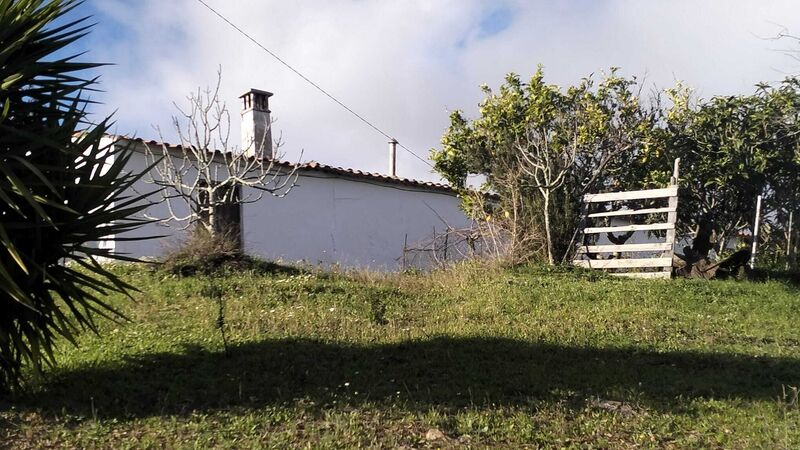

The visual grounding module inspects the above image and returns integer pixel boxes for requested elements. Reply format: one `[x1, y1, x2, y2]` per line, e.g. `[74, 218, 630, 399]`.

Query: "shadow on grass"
[6, 337, 798, 419]
[170, 257, 306, 277]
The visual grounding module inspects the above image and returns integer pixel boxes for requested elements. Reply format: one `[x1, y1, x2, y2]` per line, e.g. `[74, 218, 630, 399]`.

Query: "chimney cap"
[239, 88, 273, 99]
[240, 88, 273, 113]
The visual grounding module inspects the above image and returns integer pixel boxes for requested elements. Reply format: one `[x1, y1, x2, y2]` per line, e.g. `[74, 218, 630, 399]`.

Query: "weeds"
[161, 228, 241, 276]
[781, 385, 799, 413]
[200, 282, 229, 355]
[160, 228, 302, 278]
[370, 297, 388, 326]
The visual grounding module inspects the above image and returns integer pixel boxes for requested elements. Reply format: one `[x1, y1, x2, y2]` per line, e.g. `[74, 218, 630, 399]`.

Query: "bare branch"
[141, 68, 299, 238]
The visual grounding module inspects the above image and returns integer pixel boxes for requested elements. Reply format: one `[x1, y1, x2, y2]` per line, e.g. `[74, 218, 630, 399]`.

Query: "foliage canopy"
[433, 67, 800, 267]
[643, 80, 800, 259]
[431, 67, 655, 263]
[0, 0, 152, 390]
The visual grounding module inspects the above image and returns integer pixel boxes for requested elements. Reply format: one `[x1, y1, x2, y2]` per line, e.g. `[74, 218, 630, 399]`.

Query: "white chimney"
[240, 88, 273, 159]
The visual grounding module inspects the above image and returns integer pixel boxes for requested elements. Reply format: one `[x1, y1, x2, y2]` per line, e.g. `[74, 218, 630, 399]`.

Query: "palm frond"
[0, 0, 155, 391]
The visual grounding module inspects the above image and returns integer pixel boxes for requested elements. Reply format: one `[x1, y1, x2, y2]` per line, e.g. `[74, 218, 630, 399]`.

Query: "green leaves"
[436, 64, 800, 263]
[431, 68, 653, 262]
[0, 0, 153, 391]
[653, 78, 800, 255]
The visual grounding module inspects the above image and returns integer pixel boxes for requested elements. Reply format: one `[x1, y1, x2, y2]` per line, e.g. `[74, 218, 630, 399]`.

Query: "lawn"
[1, 263, 799, 449]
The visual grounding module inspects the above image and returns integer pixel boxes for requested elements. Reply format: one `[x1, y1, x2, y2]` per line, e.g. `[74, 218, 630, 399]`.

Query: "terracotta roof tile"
[117, 136, 457, 194]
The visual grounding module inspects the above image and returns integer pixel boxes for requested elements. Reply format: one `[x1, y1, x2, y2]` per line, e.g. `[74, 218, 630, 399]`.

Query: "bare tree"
[142, 70, 298, 241]
[515, 125, 579, 264]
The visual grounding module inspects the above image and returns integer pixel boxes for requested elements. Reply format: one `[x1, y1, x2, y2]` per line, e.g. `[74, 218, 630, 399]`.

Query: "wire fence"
[400, 224, 511, 270]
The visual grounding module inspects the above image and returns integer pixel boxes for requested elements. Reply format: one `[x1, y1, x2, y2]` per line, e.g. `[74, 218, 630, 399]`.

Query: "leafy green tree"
[0, 0, 152, 390]
[761, 80, 800, 268]
[433, 65, 800, 269]
[431, 67, 655, 263]
[643, 80, 800, 260]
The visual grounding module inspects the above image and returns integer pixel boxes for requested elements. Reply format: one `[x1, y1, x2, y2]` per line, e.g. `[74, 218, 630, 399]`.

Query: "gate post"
[663, 158, 680, 278]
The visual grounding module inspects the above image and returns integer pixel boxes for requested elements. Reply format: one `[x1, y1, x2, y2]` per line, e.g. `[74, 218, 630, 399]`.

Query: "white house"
[104, 88, 472, 270]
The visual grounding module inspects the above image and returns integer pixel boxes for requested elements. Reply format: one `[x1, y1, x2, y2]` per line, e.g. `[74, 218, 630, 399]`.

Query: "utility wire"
[195, 0, 434, 169]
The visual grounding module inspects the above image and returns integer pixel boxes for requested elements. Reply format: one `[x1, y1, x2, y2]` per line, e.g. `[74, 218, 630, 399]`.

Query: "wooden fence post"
[663, 158, 680, 277]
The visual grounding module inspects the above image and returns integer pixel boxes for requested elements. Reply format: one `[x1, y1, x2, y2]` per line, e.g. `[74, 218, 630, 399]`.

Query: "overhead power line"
[194, 0, 434, 169]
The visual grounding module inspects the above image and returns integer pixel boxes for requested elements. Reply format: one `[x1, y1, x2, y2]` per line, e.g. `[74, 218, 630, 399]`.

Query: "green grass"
[2, 263, 800, 449]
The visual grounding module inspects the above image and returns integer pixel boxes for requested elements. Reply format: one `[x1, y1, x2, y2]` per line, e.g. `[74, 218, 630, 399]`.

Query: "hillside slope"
[2, 264, 799, 448]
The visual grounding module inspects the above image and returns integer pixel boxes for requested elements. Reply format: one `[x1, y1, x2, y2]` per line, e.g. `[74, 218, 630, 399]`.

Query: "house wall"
[112, 141, 472, 270]
[241, 171, 469, 269]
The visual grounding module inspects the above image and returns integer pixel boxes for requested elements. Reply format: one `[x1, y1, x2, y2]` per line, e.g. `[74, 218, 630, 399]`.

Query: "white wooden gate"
[573, 159, 680, 279]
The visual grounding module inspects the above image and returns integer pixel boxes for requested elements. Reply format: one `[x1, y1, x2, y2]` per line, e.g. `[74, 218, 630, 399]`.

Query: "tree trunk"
[207, 185, 216, 235]
[543, 190, 554, 265]
[209, 209, 217, 236]
[692, 219, 715, 258]
[716, 233, 728, 259]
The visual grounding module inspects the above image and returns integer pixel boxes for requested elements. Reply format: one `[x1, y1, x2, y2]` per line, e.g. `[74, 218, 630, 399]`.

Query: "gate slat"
[612, 272, 672, 279]
[583, 187, 677, 203]
[587, 207, 675, 218]
[577, 243, 673, 253]
[583, 223, 674, 234]
[572, 257, 673, 269]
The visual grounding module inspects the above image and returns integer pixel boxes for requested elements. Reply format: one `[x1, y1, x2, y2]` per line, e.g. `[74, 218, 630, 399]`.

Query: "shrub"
[161, 229, 299, 276]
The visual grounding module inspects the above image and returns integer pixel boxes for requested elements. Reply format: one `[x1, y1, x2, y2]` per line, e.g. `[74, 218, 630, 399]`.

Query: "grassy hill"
[2, 263, 799, 448]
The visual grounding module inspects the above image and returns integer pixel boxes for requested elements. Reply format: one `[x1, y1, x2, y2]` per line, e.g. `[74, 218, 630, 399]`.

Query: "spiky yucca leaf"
[0, 0, 154, 390]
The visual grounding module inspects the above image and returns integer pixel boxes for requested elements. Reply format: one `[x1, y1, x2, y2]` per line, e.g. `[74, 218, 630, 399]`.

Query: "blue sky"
[52, 0, 800, 182]
[476, 5, 515, 40]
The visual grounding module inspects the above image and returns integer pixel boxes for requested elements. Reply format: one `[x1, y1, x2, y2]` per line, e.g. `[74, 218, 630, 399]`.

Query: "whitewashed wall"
[241, 171, 469, 269]
[111, 140, 471, 270]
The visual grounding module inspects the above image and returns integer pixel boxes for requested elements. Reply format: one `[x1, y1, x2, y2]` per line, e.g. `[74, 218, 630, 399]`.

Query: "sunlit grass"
[2, 262, 799, 448]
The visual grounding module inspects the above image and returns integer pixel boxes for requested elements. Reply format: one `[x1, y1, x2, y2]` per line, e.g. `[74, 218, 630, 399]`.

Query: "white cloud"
[87, 0, 800, 182]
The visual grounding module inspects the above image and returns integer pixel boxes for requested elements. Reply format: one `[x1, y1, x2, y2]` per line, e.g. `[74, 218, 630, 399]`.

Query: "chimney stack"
[240, 88, 273, 158]
[389, 139, 398, 177]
